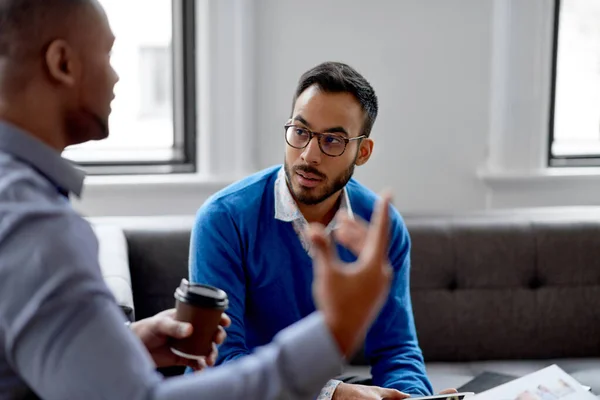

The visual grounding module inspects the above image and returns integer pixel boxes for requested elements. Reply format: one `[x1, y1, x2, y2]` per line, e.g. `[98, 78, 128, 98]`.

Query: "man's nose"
[301, 136, 322, 165]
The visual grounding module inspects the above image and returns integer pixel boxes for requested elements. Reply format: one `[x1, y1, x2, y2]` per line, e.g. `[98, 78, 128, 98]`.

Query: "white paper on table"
[470, 365, 596, 400]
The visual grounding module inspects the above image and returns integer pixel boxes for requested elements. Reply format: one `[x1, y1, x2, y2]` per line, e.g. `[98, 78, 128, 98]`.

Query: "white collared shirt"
[274, 167, 354, 254]
[273, 166, 348, 398]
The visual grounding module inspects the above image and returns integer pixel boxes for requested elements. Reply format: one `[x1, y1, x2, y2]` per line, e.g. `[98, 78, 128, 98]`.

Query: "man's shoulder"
[0, 153, 91, 239]
[0, 154, 41, 196]
[0, 199, 93, 256]
[198, 165, 280, 216]
[0, 189, 97, 293]
[0, 153, 68, 205]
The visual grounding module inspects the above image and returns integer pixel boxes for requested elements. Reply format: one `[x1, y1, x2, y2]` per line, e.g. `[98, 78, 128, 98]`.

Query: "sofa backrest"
[408, 212, 600, 362]
[89, 207, 600, 364]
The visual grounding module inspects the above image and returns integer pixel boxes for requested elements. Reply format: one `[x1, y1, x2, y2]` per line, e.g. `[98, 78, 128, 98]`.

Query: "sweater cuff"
[400, 386, 431, 396]
[317, 379, 342, 400]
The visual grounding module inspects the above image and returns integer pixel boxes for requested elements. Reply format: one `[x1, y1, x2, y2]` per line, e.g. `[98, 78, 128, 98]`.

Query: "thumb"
[379, 388, 410, 399]
[157, 317, 193, 339]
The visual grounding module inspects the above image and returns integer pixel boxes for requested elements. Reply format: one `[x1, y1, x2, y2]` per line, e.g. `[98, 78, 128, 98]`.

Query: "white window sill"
[478, 167, 600, 208]
[74, 173, 245, 217]
[479, 167, 600, 186]
[82, 172, 242, 190]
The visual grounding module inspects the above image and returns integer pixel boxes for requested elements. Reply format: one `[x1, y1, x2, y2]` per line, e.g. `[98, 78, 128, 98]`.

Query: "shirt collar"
[0, 121, 85, 197]
[274, 166, 353, 225]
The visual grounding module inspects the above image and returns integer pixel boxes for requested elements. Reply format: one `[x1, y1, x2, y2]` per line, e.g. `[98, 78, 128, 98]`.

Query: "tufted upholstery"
[409, 216, 600, 362]
[88, 207, 600, 391]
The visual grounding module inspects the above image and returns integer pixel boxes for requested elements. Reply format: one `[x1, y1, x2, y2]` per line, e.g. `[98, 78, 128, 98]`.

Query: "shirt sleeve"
[188, 201, 251, 364]
[365, 209, 434, 395]
[317, 379, 343, 400]
[0, 212, 343, 400]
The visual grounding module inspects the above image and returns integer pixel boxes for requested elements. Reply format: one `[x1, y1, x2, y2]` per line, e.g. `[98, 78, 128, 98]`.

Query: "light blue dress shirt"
[0, 120, 343, 400]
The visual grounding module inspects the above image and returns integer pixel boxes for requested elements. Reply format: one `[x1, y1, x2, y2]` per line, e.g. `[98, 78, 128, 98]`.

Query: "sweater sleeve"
[188, 200, 251, 364]
[365, 209, 434, 395]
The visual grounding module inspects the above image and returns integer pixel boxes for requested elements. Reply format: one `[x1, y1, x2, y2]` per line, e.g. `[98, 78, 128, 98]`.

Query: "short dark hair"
[292, 61, 379, 137]
[0, 0, 92, 59]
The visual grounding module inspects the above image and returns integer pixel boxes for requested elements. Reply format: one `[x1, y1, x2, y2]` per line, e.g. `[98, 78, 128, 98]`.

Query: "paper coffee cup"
[170, 279, 228, 360]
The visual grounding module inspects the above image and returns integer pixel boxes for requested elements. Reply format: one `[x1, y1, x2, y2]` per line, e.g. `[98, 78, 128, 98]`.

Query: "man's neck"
[0, 98, 67, 152]
[296, 190, 343, 226]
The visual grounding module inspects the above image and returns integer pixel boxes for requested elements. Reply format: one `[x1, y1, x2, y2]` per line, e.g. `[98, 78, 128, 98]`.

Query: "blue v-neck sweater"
[189, 166, 432, 395]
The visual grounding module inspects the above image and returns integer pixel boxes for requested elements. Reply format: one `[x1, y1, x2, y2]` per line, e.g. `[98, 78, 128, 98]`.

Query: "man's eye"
[324, 135, 343, 145]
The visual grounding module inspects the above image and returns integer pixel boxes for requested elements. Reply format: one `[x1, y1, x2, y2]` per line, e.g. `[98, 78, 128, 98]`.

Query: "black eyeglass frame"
[284, 124, 366, 157]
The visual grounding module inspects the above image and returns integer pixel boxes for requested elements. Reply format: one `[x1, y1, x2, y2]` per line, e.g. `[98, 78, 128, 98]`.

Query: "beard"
[284, 157, 356, 205]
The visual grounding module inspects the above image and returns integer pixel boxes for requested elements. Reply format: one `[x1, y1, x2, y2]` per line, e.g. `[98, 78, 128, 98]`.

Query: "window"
[549, 0, 600, 166]
[63, 0, 197, 174]
[139, 46, 172, 119]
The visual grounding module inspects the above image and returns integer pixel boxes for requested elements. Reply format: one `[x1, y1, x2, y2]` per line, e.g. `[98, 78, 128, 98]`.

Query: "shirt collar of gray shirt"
[0, 120, 85, 197]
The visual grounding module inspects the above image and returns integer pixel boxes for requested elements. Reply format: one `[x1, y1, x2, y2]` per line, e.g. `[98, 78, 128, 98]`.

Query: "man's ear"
[44, 39, 78, 87]
[355, 138, 374, 166]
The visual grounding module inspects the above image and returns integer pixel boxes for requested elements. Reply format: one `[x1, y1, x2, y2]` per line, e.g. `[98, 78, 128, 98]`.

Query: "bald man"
[0, 1, 396, 399]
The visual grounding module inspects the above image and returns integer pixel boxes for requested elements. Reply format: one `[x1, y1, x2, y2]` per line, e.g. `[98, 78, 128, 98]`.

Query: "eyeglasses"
[284, 124, 366, 157]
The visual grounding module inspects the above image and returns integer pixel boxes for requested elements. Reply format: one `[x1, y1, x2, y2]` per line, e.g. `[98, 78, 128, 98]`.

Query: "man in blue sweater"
[189, 62, 434, 399]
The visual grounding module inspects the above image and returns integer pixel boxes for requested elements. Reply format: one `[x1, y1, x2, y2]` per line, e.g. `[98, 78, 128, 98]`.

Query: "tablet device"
[412, 393, 474, 400]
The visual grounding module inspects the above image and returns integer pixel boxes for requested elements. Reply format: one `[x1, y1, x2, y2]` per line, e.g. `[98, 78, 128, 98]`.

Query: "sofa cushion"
[90, 223, 135, 321]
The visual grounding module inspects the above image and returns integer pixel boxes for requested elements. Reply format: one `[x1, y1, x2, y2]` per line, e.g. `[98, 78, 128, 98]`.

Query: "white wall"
[76, 0, 582, 217]
[254, 0, 492, 213]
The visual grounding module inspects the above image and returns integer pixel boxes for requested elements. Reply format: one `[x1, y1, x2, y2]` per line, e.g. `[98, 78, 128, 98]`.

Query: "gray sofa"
[89, 207, 600, 393]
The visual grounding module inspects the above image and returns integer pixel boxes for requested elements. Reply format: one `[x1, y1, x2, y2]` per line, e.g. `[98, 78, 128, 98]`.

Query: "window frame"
[72, 0, 197, 175]
[548, 0, 600, 167]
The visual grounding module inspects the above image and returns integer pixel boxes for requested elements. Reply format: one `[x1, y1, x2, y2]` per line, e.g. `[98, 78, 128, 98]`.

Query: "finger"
[343, 210, 368, 227]
[378, 387, 410, 399]
[439, 388, 458, 394]
[193, 357, 207, 371]
[159, 308, 177, 318]
[220, 313, 231, 328]
[206, 343, 218, 366]
[306, 223, 339, 274]
[213, 326, 227, 345]
[334, 210, 368, 232]
[335, 209, 352, 224]
[333, 216, 368, 256]
[172, 355, 203, 371]
[360, 191, 392, 263]
[155, 316, 193, 339]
